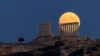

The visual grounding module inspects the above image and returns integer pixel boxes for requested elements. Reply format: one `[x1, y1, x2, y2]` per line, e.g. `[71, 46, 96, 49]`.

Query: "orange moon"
[59, 12, 80, 33]
[59, 12, 80, 26]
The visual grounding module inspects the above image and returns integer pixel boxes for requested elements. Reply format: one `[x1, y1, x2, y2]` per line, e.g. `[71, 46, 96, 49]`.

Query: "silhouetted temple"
[59, 22, 79, 37]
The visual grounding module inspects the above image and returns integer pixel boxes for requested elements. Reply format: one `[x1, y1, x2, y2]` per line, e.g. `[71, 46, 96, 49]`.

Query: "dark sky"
[0, 0, 100, 42]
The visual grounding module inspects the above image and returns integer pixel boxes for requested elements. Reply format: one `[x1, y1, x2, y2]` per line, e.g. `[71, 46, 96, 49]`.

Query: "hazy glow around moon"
[59, 12, 80, 27]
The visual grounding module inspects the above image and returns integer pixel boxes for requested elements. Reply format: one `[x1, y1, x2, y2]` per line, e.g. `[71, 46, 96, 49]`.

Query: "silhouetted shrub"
[18, 37, 24, 43]
[68, 49, 84, 56]
[41, 45, 60, 56]
[43, 50, 59, 56]
[95, 43, 100, 47]
[87, 47, 98, 51]
[86, 51, 92, 54]
[10, 52, 33, 56]
[64, 46, 70, 50]
[95, 39, 100, 47]
[55, 41, 65, 48]
[42, 46, 56, 51]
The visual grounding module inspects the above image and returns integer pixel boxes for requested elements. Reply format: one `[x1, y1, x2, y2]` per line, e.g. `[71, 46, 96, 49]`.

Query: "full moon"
[59, 12, 80, 26]
[59, 12, 80, 33]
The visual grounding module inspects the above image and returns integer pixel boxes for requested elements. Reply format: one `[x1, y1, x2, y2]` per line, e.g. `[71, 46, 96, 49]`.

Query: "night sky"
[0, 0, 100, 42]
